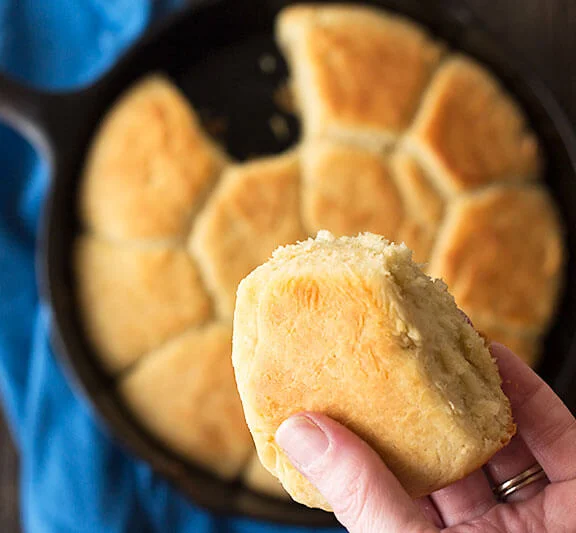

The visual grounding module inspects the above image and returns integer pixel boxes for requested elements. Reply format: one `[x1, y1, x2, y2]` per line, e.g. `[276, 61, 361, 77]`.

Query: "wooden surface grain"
[0, 1, 575, 531]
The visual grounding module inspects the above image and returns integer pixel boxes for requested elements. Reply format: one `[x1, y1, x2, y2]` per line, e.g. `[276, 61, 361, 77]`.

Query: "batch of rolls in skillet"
[74, 4, 564, 501]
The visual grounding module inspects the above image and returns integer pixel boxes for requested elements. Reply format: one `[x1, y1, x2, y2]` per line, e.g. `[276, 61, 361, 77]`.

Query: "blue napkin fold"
[0, 2, 342, 531]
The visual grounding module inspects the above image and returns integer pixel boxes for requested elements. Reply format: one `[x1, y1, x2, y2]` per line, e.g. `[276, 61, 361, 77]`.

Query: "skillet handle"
[0, 72, 91, 164]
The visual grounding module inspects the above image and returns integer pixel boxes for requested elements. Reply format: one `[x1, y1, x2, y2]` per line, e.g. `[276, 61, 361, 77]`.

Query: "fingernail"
[275, 415, 329, 468]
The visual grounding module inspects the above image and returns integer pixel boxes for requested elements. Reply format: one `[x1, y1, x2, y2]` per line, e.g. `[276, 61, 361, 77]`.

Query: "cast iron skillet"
[0, 0, 575, 526]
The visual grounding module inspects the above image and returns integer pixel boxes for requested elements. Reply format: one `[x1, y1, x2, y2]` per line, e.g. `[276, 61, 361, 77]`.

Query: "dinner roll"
[80, 75, 226, 241]
[75, 236, 211, 373]
[120, 323, 253, 479]
[428, 185, 564, 333]
[189, 151, 306, 319]
[406, 57, 540, 194]
[301, 140, 404, 240]
[233, 231, 515, 511]
[277, 4, 443, 147]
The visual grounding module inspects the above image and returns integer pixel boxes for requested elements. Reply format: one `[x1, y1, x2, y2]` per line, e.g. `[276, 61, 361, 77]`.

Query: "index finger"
[491, 342, 576, 482]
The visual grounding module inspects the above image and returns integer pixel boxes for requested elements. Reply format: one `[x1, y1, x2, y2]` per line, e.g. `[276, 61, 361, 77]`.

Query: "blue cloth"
[0, 2, 343, 532]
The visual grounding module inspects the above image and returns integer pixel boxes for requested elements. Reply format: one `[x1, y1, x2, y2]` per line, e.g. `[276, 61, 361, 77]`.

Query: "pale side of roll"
[232, 231, 515, 511]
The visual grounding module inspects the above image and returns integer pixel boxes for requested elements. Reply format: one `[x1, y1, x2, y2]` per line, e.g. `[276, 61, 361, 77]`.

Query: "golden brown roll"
[120, 323, 253, 479]
[233, 231, 515, 511]
[428, 185, 564, 332]
[406, 57, 540, 194]
[277, 4, 443, 147]
[189, 151, 306, 319]
[301, 140, 404, 241]
[80, 75, 226, 241]
[75, 236, 211, 373]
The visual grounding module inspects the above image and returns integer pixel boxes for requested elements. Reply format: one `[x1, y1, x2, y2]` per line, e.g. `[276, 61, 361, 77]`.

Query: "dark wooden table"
[0, 1, 574, 531]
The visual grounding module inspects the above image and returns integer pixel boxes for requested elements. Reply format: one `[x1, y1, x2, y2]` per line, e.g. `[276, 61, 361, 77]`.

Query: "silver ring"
[492, 464, 548, 501]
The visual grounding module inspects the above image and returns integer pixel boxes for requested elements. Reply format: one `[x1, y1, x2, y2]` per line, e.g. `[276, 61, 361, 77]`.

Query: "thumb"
[275, 413, 439, 533]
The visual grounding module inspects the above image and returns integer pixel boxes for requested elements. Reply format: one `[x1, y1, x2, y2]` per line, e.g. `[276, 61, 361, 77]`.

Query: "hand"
[275, 343, 576, 532]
